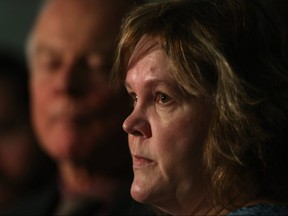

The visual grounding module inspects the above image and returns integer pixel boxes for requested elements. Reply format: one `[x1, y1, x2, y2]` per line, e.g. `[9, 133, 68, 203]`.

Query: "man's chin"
[41, 137, 83, 161]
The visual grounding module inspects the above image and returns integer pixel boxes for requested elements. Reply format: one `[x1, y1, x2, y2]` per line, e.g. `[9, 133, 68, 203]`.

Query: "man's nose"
[54, 61, 90, 97]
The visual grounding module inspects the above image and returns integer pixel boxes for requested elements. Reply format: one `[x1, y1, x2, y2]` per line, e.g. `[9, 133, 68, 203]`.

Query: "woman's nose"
[122, 109, 152, 139]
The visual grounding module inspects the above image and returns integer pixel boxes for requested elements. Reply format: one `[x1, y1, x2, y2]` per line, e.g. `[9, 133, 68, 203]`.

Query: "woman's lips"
[132, 155, 154, 169]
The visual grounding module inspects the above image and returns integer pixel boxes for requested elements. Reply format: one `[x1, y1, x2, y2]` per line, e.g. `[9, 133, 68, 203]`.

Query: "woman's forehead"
[128, 35, 162, 71]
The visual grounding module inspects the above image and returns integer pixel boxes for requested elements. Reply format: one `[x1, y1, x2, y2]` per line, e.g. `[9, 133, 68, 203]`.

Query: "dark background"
[0, 0, 42, 61]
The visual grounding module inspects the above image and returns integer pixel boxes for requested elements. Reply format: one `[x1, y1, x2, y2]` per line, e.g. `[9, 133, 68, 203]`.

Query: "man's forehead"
[35, 0, 123, 39]
[42, 0, 130, 19]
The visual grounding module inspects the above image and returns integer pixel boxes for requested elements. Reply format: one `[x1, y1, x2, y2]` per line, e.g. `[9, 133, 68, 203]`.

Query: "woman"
[111, 0, 288, 215]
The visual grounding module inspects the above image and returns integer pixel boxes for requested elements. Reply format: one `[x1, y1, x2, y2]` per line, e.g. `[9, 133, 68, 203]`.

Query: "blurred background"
[0, 0, 42, 61]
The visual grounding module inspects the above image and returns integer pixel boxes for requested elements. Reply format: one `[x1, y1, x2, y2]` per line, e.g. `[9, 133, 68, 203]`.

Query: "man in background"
[26, 0, 152, 214]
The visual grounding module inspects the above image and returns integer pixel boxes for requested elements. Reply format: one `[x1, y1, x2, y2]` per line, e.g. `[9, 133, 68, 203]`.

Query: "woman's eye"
[156, 92, 171, 104]
[129, 93, 138, 108]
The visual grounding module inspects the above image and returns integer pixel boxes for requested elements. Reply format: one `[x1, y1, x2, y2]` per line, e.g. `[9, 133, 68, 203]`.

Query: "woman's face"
[123, 37, 212, 212]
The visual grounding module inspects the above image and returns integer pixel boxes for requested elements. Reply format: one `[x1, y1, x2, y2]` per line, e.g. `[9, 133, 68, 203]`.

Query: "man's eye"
[156, 92, 171, 104]
[36, 55, 61, 72]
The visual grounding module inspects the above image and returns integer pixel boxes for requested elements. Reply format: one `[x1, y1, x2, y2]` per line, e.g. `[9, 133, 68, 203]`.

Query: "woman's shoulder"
[228, 204, 288, 216]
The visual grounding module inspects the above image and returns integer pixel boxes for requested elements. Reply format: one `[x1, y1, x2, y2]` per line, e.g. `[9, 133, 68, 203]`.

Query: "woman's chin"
[130, 179, 152, 204]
